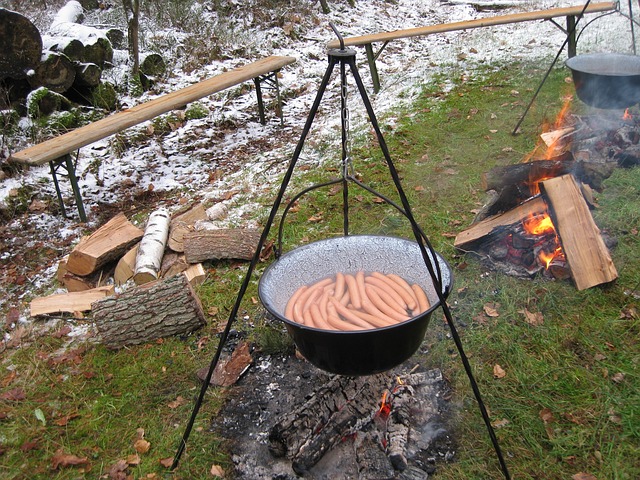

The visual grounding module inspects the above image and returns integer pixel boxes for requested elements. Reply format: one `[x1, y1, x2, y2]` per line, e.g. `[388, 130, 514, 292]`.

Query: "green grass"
[1, 59, 638, 479]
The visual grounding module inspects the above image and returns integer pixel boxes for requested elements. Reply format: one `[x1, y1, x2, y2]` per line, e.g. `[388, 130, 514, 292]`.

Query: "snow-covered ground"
[0, 0, 636, 319]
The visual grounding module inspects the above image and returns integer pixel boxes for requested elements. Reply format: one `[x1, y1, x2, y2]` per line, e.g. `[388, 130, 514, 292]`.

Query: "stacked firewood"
[29, 202, 261, 348]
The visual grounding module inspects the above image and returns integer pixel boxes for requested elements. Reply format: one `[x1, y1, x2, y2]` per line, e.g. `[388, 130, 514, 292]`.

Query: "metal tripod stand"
[172, 25, 511, 479]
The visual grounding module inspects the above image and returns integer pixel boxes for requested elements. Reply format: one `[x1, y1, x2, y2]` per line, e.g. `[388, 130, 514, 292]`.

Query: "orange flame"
[522, 213, 556, 236]
[623, 109, 632, 121]
[539, 246, 562, 268]
[378, 390, 392, 419]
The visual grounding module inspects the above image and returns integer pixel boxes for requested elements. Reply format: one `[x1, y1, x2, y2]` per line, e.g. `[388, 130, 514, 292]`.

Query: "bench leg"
[254, 70, 285, 126]
[49, 154, 87, 223]
[365, 43, 381, 94]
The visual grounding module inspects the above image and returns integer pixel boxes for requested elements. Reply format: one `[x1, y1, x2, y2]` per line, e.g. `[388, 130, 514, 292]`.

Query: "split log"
[57, 256, 109, 292]
[454, 196, 548, 249]
[66, 212, 144, 276]
[540, 174, 618, 290]
[183, 263, 206, 286]
[183, 228, 261, 263]
[28, 51, 76, 93]
[133, 208, 171, 284]
[0, 8, 43, 80]
[167, 202, 208, 252]
[93, 273, 207, 349]
[30, 285, 114, 317]
[114, 243, 139, 286]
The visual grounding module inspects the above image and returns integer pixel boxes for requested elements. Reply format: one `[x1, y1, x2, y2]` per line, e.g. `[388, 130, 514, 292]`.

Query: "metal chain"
[341, 72, 354, 178]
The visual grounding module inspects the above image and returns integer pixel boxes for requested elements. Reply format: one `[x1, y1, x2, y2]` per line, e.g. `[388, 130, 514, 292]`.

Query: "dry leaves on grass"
[210, 464, 225, 477]
[493, 364, 506, 379]
[572, 473, 598, 480]
[521, 307, 544, 326]
[134, 428, 151, 454]
[539, 407, 555, 439]
[51, 449, 89, 470]
[483, 302, 500, 317]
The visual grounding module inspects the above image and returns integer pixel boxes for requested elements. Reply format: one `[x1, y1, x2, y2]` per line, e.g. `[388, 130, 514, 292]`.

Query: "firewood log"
[0, 8, 43, 80]
[133, 208, 171, 284]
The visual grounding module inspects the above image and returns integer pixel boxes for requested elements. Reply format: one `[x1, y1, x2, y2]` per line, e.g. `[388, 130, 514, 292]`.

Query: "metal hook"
[329, 22, 345, 51]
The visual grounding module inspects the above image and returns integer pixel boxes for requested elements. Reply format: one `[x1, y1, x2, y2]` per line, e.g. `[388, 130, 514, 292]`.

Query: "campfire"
[453, 99, 636, 290]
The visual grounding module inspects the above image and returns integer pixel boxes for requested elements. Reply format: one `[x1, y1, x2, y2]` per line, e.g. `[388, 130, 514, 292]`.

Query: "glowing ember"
[377, 390, 392, 420]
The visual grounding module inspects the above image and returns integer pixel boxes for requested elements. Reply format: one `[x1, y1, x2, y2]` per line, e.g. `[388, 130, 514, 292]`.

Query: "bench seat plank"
[327, 2, 617, 48]
[9, 55, 296, 166]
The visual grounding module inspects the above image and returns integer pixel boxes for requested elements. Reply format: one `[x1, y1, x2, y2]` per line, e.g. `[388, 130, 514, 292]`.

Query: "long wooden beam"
[10, 55, 296, 166]
[327, 2, 617, 48]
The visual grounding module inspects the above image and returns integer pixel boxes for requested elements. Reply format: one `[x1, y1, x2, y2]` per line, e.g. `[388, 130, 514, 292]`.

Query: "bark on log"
[93, 273, 206, 349]
[28, 51, 76, 93]
[0, 8, 43, 80]
[183, 228, 261, 263]
[134, 208, 171, 284]
[73, 62, 101, 88]
[67, 212, 144, 276]
[46, 37, 84, 62]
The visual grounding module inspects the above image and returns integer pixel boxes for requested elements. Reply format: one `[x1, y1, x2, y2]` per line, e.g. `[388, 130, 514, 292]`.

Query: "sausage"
[370, 272, 417, 311]
[366, 282, 410, 316]
[310, 303, 334, 330]
[295, 277, 332, 314]
[411, 284, 430, 314]
[387, 273, 420, 306]
[365, 284, 410, 322]
[364, 276, 408, 311]
[326, 312, 363, 331]
[348, 304, 397, 328]
[344, 274, 362, 310]
[329, 297, 375, 329]
[285, 285, 308, 320]
[334, 272, 346, 302]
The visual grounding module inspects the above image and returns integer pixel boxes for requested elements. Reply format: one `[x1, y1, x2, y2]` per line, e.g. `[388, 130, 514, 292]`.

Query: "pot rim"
[258, 234, 452, 334]
[565, 52, 640, 77]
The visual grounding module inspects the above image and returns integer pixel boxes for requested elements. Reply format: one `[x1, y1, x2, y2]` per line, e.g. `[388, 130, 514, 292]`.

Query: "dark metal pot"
[565, 53, 640, 109]
[258, 235, 453, 376]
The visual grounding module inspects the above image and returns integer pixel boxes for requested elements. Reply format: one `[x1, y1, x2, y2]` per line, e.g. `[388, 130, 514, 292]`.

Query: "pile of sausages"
[284, 271, 431, 331]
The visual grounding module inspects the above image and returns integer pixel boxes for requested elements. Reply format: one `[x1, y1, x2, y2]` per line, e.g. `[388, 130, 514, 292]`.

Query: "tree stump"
[93, 274, 207, 349]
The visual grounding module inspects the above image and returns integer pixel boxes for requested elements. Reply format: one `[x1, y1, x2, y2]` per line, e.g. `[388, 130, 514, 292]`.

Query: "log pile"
[29, 202, 262, 348]
[1, 2, 165, 116]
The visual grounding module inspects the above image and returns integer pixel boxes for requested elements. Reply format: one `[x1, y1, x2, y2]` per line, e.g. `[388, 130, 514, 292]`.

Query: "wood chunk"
[167, 202, 208, 252]
[30, 285, 115, 317]
[183, 263, 206, 286]
[183, 228, 261, 263]
[93, 274, 206, 349]
[454, 196, 547, 249]
[133, 208, 171, 285]
[114, 244, 139, 286]
[540, 174, 618, 290]
[66, 213, 143, 276]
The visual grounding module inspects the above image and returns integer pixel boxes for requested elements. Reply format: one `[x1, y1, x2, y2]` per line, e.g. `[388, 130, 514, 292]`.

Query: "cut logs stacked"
[1, 2, 165, 115]
[29, 203, 262, 349]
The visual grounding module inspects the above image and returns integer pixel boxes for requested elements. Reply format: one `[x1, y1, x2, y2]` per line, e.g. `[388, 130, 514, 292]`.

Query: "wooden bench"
[8, 55, 297, 222]
[326, 2, 617, 92]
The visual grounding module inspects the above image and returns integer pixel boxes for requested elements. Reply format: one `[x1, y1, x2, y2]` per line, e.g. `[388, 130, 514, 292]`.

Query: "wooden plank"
[30, 285, 115, 317]
[540, 174, 617, 290]
[454, 196, 547, 249]
[9, 55, 296, 166]
[327, 3, 616, 48]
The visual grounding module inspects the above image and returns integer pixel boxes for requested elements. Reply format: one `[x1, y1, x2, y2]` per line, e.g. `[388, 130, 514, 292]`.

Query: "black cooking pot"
[258, 235, 452, 376]
[565, 53, 640, 109]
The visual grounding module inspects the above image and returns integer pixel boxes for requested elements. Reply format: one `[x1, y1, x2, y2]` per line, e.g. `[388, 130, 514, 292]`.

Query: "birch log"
[133, 208, 170, 284]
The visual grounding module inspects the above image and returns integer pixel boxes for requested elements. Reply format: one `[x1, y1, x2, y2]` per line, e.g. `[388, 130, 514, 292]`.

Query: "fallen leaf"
[54, 412, 80, 426]
[134, 439, 151, 454]
[491, 418, 509, 428]
[53, 325, 72, 338]
[210, 464, 225, 477]
[521, 308, 544, 326]
[168, 396, 188, 409]
[611, 372, 625, 383]
[198, 341, 253, 387]
[20, 438, 41, 452]
[493, 364, 506, 379]
[108, 459, 129, 479]
[572, 473, 598, 480]
[51, 449, 89, 470]
[483, 303, 500, 317]
[159, 457, 174, 468]
[539, 407, 555, 439]
[127, 453, 141, 465]
[1, 370, 17, 388]
[0, 387, 26, 402]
